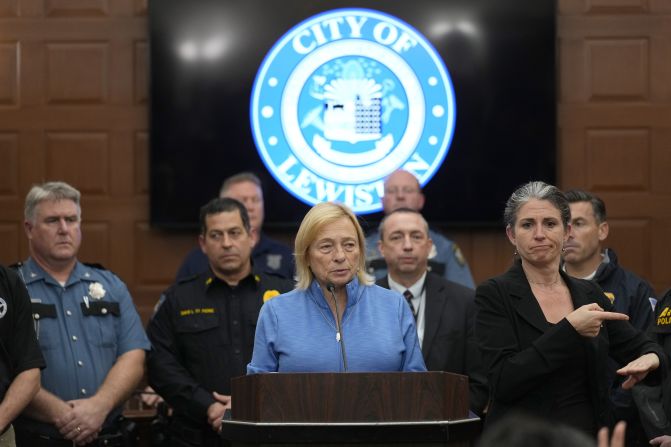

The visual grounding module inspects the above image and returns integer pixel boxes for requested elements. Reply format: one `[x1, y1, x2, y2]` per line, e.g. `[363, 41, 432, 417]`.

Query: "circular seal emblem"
[0, 297, 6, 319]
[251, 8, 456, 214]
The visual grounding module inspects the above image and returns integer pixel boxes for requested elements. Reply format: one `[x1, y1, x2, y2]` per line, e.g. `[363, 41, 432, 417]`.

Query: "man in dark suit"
[375, 208, 488, 414]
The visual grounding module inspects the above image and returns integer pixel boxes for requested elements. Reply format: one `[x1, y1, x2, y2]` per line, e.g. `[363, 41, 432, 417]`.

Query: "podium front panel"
[231, 372, 469, 423]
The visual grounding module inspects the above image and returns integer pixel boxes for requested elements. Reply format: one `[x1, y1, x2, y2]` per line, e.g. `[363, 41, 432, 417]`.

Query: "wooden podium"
[221, 372, 481, 446]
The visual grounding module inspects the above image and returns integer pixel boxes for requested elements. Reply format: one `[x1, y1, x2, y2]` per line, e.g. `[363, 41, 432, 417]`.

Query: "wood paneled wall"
[1, 0, 669, 322]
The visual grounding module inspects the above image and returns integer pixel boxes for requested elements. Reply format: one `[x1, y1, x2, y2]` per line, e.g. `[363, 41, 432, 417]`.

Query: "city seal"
[250, 8, 456, 213]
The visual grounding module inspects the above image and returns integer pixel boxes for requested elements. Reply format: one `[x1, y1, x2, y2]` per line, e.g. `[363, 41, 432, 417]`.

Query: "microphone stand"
[326, 282, 348, 372]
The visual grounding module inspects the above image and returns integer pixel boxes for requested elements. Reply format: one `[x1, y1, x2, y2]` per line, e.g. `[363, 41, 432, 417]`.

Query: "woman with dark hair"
[475, 181, 664, 434]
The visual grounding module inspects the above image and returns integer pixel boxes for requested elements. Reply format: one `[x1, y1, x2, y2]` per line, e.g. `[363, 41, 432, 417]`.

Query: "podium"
[221, 372, 481, 446]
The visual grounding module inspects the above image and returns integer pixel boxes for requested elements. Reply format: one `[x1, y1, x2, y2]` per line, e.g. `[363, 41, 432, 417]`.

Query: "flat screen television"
[149, 0, 556, 230]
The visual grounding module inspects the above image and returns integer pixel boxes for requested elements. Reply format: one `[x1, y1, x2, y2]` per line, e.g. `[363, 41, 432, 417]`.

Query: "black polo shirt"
[0, 265, 45, 401]
[147, 269, 293, 426]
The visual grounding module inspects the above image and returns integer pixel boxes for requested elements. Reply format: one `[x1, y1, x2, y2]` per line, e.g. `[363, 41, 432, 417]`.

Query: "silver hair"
[24, 181, 81, 223]
[219, 172, 262, 197]
[503, 181, 570, 229]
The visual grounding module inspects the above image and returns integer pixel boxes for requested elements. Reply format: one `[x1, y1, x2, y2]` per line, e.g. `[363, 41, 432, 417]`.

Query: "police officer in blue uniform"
[365, 169, 475, 289]
[12, 181, 150, 447]
[148, 198, 293, 447]
[175, 172, 294, 281]
[0, 265, 44, 445]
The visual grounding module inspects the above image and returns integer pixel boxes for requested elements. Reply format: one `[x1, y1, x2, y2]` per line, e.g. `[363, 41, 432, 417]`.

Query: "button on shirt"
[17, 258, 150, 415]
[388, 272, 427, 347]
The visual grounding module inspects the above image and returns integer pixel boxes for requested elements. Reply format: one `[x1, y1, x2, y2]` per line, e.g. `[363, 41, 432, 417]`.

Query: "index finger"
[212, 392, 231, 403]
[597, 311, 629, 321]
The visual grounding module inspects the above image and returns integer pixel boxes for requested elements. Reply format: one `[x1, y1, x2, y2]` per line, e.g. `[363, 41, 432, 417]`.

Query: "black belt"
[14, 428, 125, 447]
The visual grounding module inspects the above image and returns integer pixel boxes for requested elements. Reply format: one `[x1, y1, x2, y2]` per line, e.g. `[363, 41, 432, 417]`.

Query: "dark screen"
[149, 0, 556, 229]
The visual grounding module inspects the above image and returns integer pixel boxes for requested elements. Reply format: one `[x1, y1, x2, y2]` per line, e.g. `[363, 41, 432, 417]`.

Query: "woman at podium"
[247, 202, 426, 373]
[475, 181, 664, 434]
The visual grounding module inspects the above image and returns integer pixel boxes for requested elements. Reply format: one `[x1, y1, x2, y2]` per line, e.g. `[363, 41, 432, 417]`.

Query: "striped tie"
[403, 289, 417, 320]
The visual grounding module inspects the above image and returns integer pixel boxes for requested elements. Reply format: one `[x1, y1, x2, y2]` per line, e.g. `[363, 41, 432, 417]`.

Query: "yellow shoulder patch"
[263, 289, 280, 302]
[604, 292, 615, 304]
[255, 275, 261, 282]
[657, 307, 671, 326]
[205, 277, 213, 286]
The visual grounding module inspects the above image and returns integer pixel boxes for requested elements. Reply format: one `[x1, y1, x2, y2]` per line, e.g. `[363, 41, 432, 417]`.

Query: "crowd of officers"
[1, 172, 670, 447]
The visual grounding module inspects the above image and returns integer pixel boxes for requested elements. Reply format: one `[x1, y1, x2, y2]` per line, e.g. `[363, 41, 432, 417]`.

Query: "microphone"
[326, 282, 348, 372]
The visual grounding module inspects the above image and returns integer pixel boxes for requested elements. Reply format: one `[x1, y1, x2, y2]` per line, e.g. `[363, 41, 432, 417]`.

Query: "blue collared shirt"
[17, 258, 150, 403]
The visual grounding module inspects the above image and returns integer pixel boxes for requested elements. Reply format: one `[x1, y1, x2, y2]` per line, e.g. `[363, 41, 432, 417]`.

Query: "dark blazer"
[475, 260, 665, 430]
[377, 272, 488, 414]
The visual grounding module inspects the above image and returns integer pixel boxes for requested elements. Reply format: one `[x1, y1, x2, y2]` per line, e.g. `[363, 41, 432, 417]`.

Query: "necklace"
[528, 275, 561, 287]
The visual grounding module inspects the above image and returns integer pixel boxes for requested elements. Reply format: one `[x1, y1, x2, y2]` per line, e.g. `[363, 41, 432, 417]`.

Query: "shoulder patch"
[657, 307, 671, 327]
[152, 294, 167, 316]
[265, 254, 282, 271]
[263, 290, 281, 302]
[452, 244, 466, 267]
[603, 292, 615, 304]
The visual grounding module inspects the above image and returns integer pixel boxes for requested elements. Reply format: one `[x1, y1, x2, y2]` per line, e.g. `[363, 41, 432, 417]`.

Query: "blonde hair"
[294, 202, 372, 289]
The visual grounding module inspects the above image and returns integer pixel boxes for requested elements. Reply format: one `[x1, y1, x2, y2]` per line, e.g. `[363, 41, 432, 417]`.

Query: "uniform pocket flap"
[31, 302, 57, 319]
[81, 300, 120, 317]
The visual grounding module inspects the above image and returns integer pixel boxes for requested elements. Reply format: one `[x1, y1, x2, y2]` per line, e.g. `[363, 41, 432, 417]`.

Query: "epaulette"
[176, 273, 200, 284]
[7, 261, 23, 271]
[83, 262, 107, 270]
[255, 270, 295, 291]
[256, 269, 290, 281]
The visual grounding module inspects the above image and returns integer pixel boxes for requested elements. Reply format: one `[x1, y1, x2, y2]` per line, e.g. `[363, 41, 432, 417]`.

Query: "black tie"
[403, 290, 417, 320]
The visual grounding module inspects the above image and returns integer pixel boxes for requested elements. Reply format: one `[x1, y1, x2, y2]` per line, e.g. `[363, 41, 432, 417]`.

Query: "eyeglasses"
[384, 187, 420, 196]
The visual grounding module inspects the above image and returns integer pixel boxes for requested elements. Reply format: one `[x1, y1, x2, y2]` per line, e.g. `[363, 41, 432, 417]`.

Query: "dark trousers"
[167, 420, 229, 447]
[15, 428, 126, 447]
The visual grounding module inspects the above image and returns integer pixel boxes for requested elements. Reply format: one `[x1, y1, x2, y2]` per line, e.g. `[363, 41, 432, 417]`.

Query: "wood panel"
[0, 133, 19, 195]
[0, 42, 18, 105]
[0, 0, 669, 328]
[558, 0, 671, 294]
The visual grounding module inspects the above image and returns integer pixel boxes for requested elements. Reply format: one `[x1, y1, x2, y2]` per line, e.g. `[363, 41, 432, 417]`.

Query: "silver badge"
[266, 254, 282, 271]
[0, 297, 7, 319]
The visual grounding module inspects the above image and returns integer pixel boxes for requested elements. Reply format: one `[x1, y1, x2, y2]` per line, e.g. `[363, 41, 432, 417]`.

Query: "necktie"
[403, 289, 417, 320]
